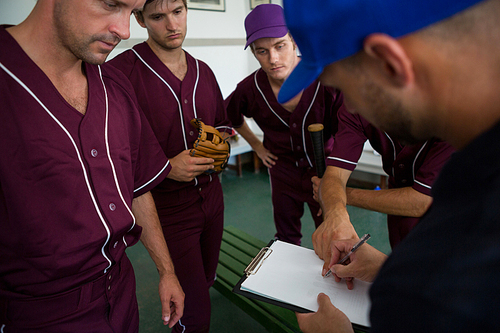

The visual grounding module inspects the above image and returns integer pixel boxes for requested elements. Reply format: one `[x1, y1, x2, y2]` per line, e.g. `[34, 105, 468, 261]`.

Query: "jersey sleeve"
[224, 73, 257, 128]
[412, 140, 455, 195]
[133, 107, 171, 197]
[211, 71, 233, 134]
[327, 106, 368, 171]
[225, 90, 248, 128]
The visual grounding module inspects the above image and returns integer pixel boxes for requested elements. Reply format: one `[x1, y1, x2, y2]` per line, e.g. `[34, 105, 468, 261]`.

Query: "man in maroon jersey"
[0, 0, 184, 331]
[226, 4, 343, 245]
[108, 0, 231, 332]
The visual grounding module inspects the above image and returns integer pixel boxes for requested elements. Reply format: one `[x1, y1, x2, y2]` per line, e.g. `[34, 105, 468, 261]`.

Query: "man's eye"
[104, 1, 117, 8]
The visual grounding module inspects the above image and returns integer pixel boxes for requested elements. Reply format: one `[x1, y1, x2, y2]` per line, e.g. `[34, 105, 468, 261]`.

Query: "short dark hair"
[136, 0, 187, 22]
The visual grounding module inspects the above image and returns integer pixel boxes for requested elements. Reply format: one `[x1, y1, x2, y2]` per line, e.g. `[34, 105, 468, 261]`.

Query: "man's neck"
[267, 74, 302, 113]
[7, 17, 85, 81]
[267, 76, 285, 90]
[147, 39, 187, 81]
[7, 18, 89, 115]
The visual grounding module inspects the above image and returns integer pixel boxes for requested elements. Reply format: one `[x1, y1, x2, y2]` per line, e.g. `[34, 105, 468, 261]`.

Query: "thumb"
[316, 293, 336, 314]
[317, 292, 332, 308]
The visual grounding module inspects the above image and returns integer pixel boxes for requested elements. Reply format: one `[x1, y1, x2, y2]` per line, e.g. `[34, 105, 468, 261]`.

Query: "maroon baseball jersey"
[0, 25, 170, 300]
[108, 42, 231, 192]
[225, 68, 342, 171]
[328, 106, 455, 246]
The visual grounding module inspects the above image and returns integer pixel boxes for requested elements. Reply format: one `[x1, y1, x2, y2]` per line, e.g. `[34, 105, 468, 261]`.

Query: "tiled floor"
[126, 163, 391, 332]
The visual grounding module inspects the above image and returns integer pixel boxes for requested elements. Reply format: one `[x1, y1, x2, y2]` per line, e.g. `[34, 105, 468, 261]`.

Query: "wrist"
[322, 203, 349, 223]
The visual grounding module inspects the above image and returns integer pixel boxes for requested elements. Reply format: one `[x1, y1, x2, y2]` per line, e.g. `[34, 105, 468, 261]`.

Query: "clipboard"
[233, 239, 310, 313]
[232, 239, 371, 332]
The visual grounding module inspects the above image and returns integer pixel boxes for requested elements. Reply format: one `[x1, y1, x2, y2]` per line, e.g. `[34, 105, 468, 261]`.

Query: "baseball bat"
[308, 123, 326, 178]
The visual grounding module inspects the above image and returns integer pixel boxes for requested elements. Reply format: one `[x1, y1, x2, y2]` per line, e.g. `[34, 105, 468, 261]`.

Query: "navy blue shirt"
[369, 120, 500, 332]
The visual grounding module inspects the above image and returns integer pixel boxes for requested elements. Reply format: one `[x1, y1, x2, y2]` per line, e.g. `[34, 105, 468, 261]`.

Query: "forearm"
[132, 192, 175, 277]
[235, 120, 263, 150]
[346, 186, 432, 217]
[319, 167, 352, 228]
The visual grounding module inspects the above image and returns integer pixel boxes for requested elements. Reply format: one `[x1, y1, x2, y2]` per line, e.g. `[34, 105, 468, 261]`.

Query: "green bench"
[213, 225, 368, 333]
[213, 225, 302, 333]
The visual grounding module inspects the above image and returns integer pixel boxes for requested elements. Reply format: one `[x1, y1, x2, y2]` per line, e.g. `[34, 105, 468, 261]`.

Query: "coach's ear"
[363, 33, 414, 87]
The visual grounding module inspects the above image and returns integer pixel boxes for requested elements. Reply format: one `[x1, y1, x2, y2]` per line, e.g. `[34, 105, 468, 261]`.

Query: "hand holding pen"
[324, 234, 371, 277]
[323, 234, 388, 289]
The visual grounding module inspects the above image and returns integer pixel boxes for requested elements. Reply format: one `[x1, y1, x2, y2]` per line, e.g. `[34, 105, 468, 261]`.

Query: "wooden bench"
[213, 226, 366, 333]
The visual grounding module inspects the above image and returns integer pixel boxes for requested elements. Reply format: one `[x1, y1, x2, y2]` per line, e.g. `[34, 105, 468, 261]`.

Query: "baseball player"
[311, 106, 455, 261]
[0, 0, 184, 331]
[108, 0, 231, 332]
[225, 4, 344, 245]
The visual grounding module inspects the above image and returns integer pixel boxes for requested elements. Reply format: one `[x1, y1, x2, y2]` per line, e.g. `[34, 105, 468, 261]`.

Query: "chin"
[83, 53, 109, 65]
[269, 73, 286, 82]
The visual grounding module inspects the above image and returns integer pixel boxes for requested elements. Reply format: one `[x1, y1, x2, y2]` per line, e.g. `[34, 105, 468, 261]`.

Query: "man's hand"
[167, 150, 214, 182]
[296, 293, 353, 333]
[131, 193, 185, 328]
[159, 272, 185, 328]
[254, 141, 278, 168]
[313, 212, 358, 274]
[327, 240, 387, 289]
[312, 166, 358, 273]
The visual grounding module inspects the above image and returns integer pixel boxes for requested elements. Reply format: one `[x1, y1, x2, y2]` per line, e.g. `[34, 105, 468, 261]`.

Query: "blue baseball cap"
[278, 0, 484, 103]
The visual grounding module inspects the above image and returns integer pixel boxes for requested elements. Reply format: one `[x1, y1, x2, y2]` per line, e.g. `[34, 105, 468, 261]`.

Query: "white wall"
[0, 0, 282, 97]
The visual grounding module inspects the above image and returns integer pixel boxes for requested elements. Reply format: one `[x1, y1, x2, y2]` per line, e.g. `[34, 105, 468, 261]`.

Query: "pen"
[324, 233, 371, 278]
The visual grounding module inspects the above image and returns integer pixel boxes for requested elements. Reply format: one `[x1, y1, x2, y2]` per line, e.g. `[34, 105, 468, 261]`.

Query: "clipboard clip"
[244, 246, 273, 277]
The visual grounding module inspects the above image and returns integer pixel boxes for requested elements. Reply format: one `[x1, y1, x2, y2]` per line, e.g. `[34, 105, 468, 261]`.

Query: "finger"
[168, 301, 183, 328]
[312, 231, 324, 259]
[322, 261, 330, 276]
[317, 207, 323, 216]
[331, 263, 353, 280]
[266, 152, 278, 161]
[345, 277, 354, 290]
[322, 241, 332, 266]
[162, 303, 171, 326]
[262, 159, 273, 168]
[191, 157, 215, 165]
[266, 154, 277, 165]
[333, 272, 354, 289]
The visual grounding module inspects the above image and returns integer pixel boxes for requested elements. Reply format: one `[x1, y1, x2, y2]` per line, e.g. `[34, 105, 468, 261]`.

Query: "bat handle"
[308, 124, 326, 178]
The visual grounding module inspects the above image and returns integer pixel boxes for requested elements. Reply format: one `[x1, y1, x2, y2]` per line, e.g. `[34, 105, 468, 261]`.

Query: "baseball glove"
[189, 118, 231, 173]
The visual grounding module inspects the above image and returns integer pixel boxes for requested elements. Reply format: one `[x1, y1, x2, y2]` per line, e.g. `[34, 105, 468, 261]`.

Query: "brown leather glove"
[189, 118, 230, 173]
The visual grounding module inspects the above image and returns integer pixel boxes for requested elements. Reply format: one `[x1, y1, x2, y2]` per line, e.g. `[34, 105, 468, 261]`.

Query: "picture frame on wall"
[187, 0, 225, 12]
[250, 0, 271, 9]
